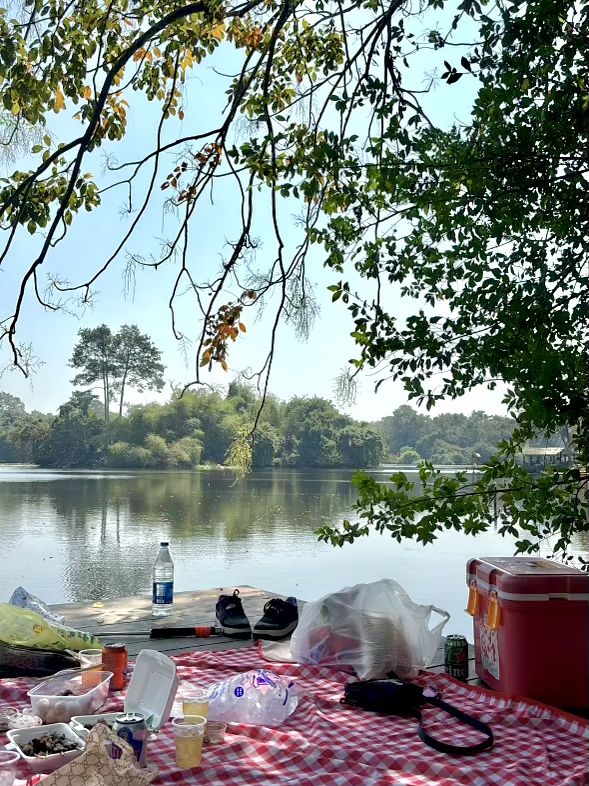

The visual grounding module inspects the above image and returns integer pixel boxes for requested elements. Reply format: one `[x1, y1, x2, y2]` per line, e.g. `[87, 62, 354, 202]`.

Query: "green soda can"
[444, 635, 469, 681]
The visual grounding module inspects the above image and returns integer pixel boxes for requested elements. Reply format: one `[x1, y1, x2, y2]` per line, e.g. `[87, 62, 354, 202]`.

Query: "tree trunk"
[118, 354, 130, 416]
[102, 370, 108, 422]
[559, 425, 575, 464]
[118, 373, 127, 416]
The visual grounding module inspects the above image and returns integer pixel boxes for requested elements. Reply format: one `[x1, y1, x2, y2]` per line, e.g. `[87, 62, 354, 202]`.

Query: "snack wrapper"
[0, 604, 102, 652]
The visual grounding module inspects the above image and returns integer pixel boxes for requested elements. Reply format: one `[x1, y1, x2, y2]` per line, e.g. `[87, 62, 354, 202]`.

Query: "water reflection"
[1, 468, 360, 603]
[0, 466, 551, 637]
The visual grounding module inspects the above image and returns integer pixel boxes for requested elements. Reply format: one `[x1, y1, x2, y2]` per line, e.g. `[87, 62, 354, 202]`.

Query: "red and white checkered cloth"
[1, 646, 587, 786]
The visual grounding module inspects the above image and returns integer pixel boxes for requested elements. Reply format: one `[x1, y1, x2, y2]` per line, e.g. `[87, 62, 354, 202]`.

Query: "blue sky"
[0, 12, 507, 422]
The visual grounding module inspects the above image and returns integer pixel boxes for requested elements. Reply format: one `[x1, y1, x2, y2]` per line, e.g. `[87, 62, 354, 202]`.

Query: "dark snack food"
[20, 733, 81, 757]
[83, 719, 113, 730]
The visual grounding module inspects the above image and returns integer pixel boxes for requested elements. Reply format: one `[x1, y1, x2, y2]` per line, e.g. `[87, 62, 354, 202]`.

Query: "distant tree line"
[1, 386, 528, 470]
[373, 405, 566, 466]
[375, 405, 518, 465]
[1, 323, 556, 470]
[0, 385, 383, 469]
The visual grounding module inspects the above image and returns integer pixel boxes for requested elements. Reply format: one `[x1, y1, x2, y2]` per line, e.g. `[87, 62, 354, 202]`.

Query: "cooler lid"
[467, 556, 589, 598]
[124, 649, 179, 731]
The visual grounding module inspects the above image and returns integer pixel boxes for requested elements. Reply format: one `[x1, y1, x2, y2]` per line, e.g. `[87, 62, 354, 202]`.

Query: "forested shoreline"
[0, 387, 519, 470]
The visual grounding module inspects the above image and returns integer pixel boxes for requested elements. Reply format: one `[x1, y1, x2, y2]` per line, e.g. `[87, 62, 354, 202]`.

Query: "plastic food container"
[0, 705, 17, 732]
[467, 556, 589, 708]
[28, 669, 113, 723]
[69, 712, 120, 739]
[0, 705, 42, 732]
[6, 722, 85, 774]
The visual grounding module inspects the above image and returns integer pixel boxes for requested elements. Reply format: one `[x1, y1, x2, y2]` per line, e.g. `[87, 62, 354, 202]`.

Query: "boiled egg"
[35, 698, 51, 721]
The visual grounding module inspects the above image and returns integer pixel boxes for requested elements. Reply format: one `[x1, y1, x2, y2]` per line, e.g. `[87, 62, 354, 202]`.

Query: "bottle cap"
[160, 541, 169, 546]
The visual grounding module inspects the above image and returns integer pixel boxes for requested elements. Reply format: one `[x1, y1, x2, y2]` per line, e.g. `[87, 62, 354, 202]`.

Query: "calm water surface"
[0, 465, 534, 639]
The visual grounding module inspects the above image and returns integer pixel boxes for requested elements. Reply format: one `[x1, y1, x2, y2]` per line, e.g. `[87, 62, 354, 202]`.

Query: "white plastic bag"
[289, 579, 450, 679]
[207, 669, 299, 726]
[9, 586, 65, 624]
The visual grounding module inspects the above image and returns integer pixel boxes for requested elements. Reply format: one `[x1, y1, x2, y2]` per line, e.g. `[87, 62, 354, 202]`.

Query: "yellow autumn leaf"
[83, 86, 92, 100]
[246, 27, 264, 49]
[53, 87, 66, 112]
[211, 21, 226, 41]
[11, 101, 20, 115]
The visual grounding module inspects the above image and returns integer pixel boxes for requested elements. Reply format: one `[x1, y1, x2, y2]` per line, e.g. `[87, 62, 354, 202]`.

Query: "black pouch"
[343, 678, 494, 756]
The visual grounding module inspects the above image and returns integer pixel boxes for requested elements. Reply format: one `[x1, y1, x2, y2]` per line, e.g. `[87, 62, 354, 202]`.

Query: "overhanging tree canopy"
[0, 0, 587, 562]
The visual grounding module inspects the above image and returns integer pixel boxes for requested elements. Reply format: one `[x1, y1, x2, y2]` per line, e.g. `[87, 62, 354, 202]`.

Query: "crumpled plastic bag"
[207, 669, 300, 726]
[9, 586, 65, 624]
[289, 579, 450, 679]
[0, 603, 103, 651]
[40, 723, 158, 786]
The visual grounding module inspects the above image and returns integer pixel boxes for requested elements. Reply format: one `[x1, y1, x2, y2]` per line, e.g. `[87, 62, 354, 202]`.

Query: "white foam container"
[124, 650, 179, 731]
[6, 722, 85, 773]
[28, 670, 113, 723]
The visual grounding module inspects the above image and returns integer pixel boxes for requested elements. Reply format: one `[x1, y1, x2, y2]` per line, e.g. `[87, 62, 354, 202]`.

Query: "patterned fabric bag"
[40, 724, 158, 786]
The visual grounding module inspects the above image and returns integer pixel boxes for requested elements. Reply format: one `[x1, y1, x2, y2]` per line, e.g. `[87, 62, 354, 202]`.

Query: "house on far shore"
[519, 446, 572, 472]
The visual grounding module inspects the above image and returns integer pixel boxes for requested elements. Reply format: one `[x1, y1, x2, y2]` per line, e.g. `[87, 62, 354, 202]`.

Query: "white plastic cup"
[79, 649, 103, 667]
[79, 649, 104, 689]
[172, 715, 206, 769]
[0, 706, 18, 732]
[0, 750, 19, 786]
[182, 688, 209, 719]
[204, 721, 227, 744]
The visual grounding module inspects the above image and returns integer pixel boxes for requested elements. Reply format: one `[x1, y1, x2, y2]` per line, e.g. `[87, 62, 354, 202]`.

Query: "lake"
[0, 464, 554, 639]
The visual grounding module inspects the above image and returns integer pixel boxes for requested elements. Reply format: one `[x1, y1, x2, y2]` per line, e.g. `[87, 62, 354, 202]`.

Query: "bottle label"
[152, 580, 173, 605]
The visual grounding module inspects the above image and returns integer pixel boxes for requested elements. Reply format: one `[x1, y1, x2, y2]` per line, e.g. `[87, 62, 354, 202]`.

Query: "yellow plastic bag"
[0, 603, 103, 651]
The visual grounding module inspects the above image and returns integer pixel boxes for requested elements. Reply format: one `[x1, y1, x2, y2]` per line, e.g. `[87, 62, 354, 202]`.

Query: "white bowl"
[6, 722, 85, 773]
[70, 712, 120, 739]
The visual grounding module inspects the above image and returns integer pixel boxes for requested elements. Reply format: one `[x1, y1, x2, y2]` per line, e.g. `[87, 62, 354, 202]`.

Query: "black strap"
[415, 695, 494, 756]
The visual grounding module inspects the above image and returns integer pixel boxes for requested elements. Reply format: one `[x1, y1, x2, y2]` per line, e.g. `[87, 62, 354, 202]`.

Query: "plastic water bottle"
[152, 541, 174, 617]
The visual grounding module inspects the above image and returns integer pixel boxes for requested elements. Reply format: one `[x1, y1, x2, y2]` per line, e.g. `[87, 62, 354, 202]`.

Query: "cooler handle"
[485, 591, 501, 630]
[465, 579, 480, 617]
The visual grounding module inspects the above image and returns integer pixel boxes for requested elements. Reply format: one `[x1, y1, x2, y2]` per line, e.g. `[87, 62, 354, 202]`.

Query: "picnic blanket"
[1, 645, 587, 786]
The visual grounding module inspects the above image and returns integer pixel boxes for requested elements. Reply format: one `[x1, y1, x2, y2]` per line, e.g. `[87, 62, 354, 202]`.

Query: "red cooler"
[466, 556, 589, 709]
